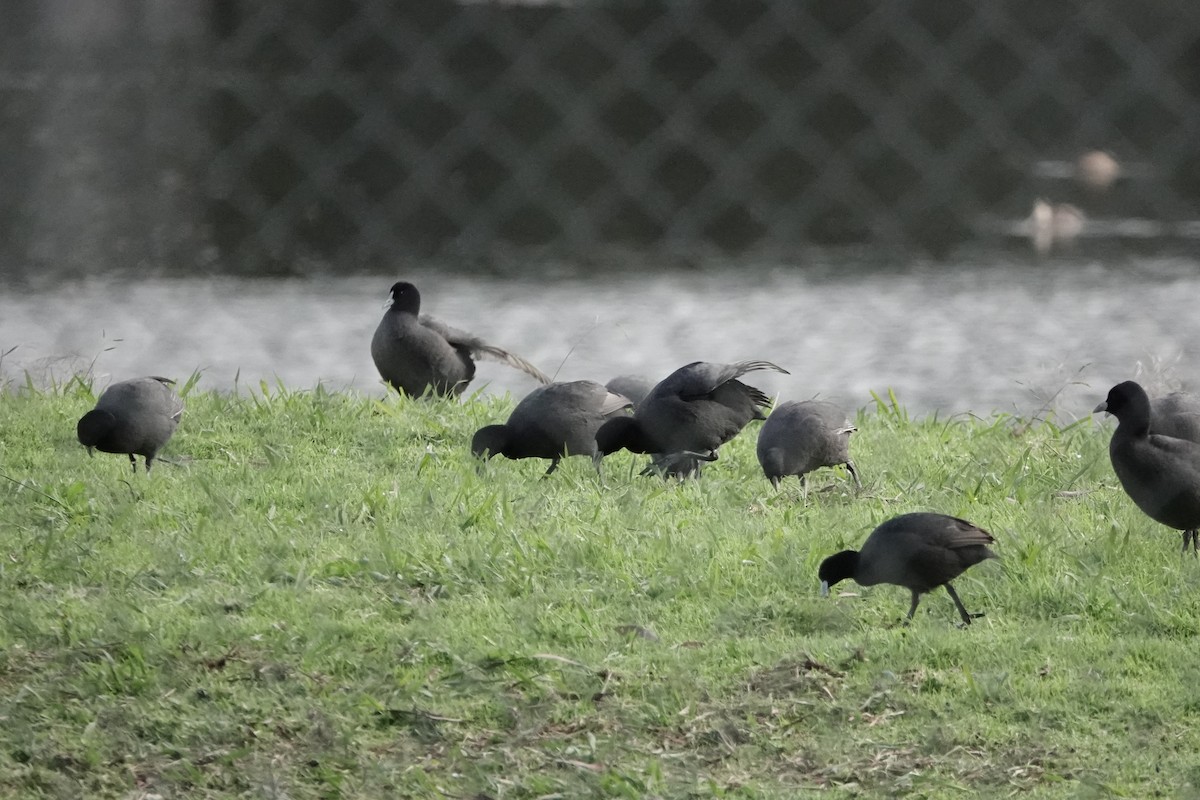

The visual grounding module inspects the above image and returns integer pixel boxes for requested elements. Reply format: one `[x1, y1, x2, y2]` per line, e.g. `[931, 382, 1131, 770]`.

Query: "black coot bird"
[595, 359, 789, 475]
[818, 512, 997, 625]
[76, 376, 184, 472]
[472, 381, 632, 475]
[1095, 380, 1200, 553]
[370, 282, 550, 397]
[1151, 391, 1200, 444]
[757, 400, 860, 493]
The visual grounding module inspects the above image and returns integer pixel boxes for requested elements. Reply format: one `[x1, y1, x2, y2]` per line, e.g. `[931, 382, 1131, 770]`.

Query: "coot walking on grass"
[818, 512, 997, 625]
[1095, 381, 1200, 553]
[371, 282, 550, 397]
[595, 359, 788, 476]
[757, 400, 860, 493]
[472, 381, 633, 474]
[76, 376, 184, 472]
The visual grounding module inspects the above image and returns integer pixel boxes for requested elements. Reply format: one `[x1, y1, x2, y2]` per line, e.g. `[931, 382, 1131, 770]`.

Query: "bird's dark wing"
[898, 516, 996, 591]
[146, 377, 184, 421]
[939, 516, 997, 549]
[666, 359, 789, 399]
[1146, 432, 1200, 458]
[420, 315, 551, 385]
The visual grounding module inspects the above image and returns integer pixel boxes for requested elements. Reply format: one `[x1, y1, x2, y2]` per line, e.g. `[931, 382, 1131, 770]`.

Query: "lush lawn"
[0, 379, 1197, 798]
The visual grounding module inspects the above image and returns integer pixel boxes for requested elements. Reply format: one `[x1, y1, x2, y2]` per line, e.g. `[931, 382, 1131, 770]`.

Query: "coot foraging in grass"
[604, 375, 654, 409]
[472, 381, 633, 475]
[595, 359, 789, 476]
[818, 512, 998, 626]
[370, 281, 551, 397]
[757, 400, 860, 493]
[1150, 391, 1200, 444]
[1095, 380, 1200, 553]
[76, 376, 184, 472]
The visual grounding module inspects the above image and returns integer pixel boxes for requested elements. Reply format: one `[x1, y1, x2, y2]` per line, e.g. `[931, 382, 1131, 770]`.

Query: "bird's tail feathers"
[731, 360, 790, 378]
[474, 345, 553, 385]
[744, 384, 773, 410]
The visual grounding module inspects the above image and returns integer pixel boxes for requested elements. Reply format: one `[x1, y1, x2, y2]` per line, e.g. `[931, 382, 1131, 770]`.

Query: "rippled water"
[4, 259, 1200, 419]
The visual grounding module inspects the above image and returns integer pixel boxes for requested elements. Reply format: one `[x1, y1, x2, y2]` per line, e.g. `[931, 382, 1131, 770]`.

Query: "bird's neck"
[1119, 402, 1153, 438]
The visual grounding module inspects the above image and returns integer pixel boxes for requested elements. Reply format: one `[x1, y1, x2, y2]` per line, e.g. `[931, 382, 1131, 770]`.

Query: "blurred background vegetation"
[3, 0, 1199, 280]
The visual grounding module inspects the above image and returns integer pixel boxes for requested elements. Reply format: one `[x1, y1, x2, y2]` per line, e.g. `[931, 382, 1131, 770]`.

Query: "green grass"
[1, 378, 1198, 798]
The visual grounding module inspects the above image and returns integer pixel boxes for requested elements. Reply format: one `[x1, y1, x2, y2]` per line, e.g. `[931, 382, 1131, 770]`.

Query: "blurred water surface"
[3, 260, 1200, 419]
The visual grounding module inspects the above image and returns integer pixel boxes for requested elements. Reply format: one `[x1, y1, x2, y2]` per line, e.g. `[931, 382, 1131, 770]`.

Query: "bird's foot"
[956, 611, 985, 628]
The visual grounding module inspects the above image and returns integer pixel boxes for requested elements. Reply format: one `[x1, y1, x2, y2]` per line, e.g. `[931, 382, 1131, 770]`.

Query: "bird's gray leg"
[669, 450, 718, 466]
[945, 583, 983, 625]
[129, 454, 139, 473]
[639, 458, 663, 477]
[1184, 529, 1199, 556]
[846, 460, 862, 489]
[904, 590, 920, 625]
[642, 451, 714, 478]
[800, 474, 809, 504]
[543, 458, 560, 477]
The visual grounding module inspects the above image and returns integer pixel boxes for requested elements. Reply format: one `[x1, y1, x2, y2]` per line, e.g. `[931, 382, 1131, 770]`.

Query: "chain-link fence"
[3, 0, 1199, 278]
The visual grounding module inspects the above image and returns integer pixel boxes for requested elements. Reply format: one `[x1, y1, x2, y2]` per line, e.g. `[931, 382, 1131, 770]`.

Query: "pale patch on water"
[3, 259, 1200, 419]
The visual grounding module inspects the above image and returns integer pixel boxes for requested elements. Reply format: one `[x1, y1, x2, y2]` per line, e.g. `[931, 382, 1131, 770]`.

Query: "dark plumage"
[370, 281, 550, 397]
[1151, 391, 1200, 444]
[757, 400, 860, 492]
[472, 381, 632, 474]
[76, 376, 184, 472]
[605, 375, 654, 409]
[1095, 380, 1200, 553]
[819, 512, 997, 625]
[595, 359, 789, 476]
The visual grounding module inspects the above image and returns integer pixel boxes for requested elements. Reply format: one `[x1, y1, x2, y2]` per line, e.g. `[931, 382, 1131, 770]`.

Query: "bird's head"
[817, 550, 859, 596]
[471, 425, 510, 460]
[385, 281, 421, 314]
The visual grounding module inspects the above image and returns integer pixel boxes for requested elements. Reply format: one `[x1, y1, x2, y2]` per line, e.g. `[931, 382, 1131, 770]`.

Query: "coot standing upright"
[370, 282, 550, 397]
[76, 376, 184, 472]
[818, 512, 998, 625]
[757, 400, 860, 493]
[595, 359, 789, 476]
[1095, 380, 1200, 553]
[472, 381, 632, 474]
